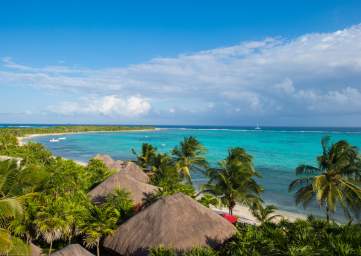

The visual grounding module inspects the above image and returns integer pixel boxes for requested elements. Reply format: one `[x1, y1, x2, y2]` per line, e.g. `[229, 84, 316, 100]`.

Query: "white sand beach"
[17, 128, 160, 146]
[212, 204, 307, 225]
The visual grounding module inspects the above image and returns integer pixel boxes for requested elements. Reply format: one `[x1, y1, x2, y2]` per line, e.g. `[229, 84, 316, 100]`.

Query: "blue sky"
[1, 0, 361, 126]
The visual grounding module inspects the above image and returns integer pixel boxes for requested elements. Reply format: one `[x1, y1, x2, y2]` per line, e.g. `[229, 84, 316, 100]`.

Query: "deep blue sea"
[5, 124, 361, 221]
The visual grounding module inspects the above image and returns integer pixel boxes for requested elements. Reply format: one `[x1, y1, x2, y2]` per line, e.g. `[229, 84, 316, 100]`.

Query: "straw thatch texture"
[88, 171, 158, 205]
[30, 243, 43, 256]
[50, 244, 94, 256]
[94, 154, 149, 183]
[103, 193, 237, 255]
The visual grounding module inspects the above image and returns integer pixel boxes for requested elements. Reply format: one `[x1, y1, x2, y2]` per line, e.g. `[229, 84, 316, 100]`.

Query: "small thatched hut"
[103, 193, 237, 255]
[50, 244, 94, 256]
[94, 154, 149, 183]
[88, 171, 158, 205]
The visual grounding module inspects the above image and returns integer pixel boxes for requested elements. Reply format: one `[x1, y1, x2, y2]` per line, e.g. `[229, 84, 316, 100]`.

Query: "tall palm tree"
[34, 196, 72, 255]
[203, 147, 263, 215]
[80, 204, 119, 256]
[172, 136, 208, 183]
[132, 143, 157, 170]
[289, 136, 361, 222]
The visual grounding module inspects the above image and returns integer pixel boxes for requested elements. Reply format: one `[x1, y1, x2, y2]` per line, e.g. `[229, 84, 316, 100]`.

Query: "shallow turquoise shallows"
[30, 127, 361, 222]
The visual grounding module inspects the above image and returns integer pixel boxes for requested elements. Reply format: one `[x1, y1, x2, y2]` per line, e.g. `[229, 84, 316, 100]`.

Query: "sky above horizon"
[1, 0, 361, 126]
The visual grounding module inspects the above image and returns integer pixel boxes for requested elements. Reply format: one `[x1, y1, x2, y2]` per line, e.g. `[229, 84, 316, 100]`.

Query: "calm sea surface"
[23, 126, 361, 221]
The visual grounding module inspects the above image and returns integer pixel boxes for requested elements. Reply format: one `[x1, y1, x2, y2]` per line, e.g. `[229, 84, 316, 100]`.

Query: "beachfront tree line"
[0, 129, 361, 255]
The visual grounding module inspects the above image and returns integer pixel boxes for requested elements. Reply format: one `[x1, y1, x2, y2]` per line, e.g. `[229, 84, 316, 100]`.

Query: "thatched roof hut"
[50, 244, 94, 256]
[103, 193, 237, 255]
[88, 171, 158, 205]
[94, 154, 149, 183]
[30, 243, 43, 256]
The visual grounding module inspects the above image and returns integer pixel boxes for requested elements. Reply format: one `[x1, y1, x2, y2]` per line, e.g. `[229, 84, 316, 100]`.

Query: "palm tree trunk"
[326, 206, 330, 223]
[48, 240, 53, 256]
[97, 240, 100, 256]
[229, 206, 233, 215]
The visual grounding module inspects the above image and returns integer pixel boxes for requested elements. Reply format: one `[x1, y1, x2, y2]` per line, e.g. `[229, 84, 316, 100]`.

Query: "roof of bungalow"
[94, 154, 149, 183]
[103, 193, 237, 256]
[88, 170, 158, 205]
[50, 244, 94, 256]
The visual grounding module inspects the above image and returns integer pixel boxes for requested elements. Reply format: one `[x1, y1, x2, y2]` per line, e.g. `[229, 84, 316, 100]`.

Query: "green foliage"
[203, 147, 263, 214]
[85, 159, 112, 189]
[132, 143, 158, 170]
[198, 194, 222, 208]
[0, 125, 154, 138]
[289, 136, 361, 222]
[151, 162, 195, 197]
[172, 136, 208, 183]
[0, 159, 31, 255]
[80, 203, 119, 256]
[251, 204, 282, 224]
[0, 130, 18, 151]
[102, 189, 134, 221]
[184, 247, 218, 256]
[219, 219, 361, 256]
[149, 246, 176, 256]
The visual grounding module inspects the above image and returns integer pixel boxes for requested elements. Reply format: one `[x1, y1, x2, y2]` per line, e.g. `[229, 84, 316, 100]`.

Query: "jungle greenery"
[0, 128, 360, 255]
[150, 217, 361, 256]
[0, 125, 154, 138]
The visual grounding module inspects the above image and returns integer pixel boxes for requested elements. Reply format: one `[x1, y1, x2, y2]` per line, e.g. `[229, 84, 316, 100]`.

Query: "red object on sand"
[221, 213, 238, 224]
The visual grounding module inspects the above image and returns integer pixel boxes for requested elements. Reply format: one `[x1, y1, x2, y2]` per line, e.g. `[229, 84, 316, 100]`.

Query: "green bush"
[150, 246, 176, 256]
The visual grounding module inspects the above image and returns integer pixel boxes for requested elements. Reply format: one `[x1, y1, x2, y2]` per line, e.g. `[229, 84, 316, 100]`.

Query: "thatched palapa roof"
[30, 243, 43, 256]
[103, 193, 237, 255]
[88, 171, 158, 205]
[94, 154, 149, 183]
[50, 244, 94, 256]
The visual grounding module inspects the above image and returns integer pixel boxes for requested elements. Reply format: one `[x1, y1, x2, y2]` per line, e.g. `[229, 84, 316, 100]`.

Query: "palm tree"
[0, 197, 27, 255]
[0, 130, 18, 151]
[103, 189, 134, 221]
[172, 136, 208, 183]
[80, 204, 119, 256]
[289, 136, 361, 222]
[0, 159, 33, 255]
[251, 204, 282, 224]
[198, 194, 222, 208]
[132, 143, 157, 170]
[34, 196, 72, 255]
[203, 147, 263, 215]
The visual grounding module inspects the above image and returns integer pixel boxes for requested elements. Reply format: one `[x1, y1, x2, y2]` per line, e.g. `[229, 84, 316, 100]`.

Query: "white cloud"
[2, 24, 361, 123]
[274, 78, 295, 94]
[50, 95, 151, 117]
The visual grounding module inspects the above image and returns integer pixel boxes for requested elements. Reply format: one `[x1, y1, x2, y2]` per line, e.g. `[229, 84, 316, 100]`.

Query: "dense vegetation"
[0, 128, 360, 255]
[0, 131, 132, 255]
[150, 217, 361, 256]
[0, 125, 154, 138]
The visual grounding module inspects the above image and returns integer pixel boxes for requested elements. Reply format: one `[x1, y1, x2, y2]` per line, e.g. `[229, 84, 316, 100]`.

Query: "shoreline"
[212, 204, 307, 224]
[17, 128, 160, 146]
[16, 128, 310, 223]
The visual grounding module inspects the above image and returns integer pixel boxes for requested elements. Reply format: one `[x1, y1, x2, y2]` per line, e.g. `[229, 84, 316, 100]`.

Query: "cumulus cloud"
[2, 24, 361, 123]
[49, 95, 151, 117]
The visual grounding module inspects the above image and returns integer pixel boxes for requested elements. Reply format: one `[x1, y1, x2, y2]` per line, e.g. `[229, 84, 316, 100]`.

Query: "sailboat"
[255, 123, 261, 130]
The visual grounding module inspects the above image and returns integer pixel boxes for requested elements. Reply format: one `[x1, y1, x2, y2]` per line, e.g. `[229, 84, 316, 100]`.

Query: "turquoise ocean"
[23, 126, 361, 221]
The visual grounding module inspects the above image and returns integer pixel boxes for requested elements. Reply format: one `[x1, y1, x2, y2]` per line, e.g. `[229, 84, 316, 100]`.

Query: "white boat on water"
[255, 124, 261, 130]
[49, 138, 60, 143]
